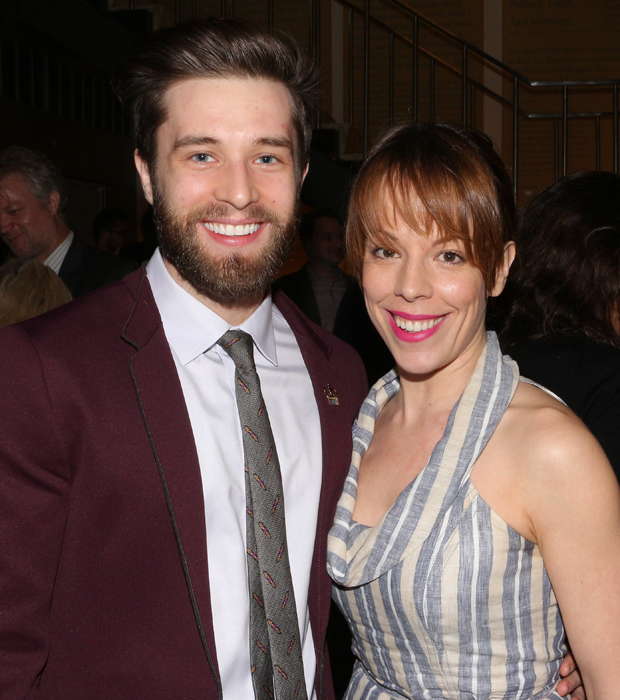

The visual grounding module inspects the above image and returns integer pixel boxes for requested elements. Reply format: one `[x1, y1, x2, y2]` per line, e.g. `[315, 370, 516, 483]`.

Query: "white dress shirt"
[43, 231, 74, 273]
[147, 250, 322, 700]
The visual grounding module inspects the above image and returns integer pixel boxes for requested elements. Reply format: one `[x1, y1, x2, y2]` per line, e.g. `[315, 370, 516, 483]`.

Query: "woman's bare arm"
[521, 402, 620, 699]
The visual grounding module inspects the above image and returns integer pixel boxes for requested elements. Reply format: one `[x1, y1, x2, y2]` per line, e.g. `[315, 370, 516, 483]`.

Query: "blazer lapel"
[121, 270, 222, 693]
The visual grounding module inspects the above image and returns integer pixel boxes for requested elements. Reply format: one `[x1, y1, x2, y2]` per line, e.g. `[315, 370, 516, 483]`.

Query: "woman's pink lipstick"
[387, 310, 446, 343]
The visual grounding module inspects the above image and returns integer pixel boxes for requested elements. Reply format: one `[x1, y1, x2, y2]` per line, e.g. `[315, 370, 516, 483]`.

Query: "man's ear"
[47, 190, 60, 216]
[134, 150, 154, 205]
[490, 240, 516, 298]
[297, 160, 310, 194]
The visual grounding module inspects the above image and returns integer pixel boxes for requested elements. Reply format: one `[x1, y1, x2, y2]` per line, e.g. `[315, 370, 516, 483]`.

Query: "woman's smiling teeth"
[203, 222, 261, 237]
[393, 314, 445, 333]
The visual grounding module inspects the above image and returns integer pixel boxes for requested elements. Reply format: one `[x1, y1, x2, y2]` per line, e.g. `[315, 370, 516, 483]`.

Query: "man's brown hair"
[346, 121, 515, 291]
[113, 18, 319, 178]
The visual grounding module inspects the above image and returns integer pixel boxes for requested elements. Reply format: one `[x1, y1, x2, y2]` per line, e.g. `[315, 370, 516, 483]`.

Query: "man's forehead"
[159, 77, 297, 146]
[0, 172, 34, 200]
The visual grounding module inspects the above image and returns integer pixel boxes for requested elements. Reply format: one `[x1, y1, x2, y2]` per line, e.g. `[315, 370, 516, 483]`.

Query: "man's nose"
[213, 161, 260, 210]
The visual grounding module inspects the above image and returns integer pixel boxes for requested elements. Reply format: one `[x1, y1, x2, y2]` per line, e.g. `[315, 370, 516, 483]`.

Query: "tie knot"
[217, 329, 256, 370]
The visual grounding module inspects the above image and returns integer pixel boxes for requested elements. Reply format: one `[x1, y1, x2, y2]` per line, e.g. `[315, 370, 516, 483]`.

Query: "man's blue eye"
[257, 155, 276, 165]
[193, 153, 212, 162]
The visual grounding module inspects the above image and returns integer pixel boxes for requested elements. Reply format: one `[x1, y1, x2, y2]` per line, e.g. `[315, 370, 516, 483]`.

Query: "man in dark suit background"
[274, 208, 352, 333]
[0, 146, 134, 298]
[0, 19, 367, 700]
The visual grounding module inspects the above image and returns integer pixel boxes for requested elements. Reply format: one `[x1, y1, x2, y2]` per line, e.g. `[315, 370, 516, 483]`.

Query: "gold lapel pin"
[324, 384, 339, 406]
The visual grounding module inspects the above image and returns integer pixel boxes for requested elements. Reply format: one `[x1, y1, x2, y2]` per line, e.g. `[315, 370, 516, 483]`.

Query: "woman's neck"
[395, 330, 488, 423]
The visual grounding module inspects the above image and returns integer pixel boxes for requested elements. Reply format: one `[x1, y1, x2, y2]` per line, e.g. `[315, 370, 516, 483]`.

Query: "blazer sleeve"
[0, 326, 71, 699]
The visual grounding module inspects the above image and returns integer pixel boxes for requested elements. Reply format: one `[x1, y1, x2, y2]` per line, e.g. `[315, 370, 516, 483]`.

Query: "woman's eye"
[256, 155, 277, 165]
[192, 153, 213, 163]
[438, 250, 463, 264]
[374, 247, 398, 259]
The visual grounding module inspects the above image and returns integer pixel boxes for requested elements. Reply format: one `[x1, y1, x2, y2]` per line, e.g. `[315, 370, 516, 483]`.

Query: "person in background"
[0, 146, 134, 298]
[274, 208, 352, 333]
[0, 257, 71, 328]
[275, 209, 394, 384]
[498, 171, 620, 482]
[119, 205, 158, 266]
[92, 207, 132, 255]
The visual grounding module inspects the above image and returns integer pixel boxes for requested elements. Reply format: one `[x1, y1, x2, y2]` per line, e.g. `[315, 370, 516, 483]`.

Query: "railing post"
[412, 15, 418, 122]
[389, 32, 394, 122]
[513, 75, 519, 199]
[430, 58, 435, 121]
[175, 0, 181, 23]
[192, 0, 197, 19]
[562, 85, 568, 176]
[364, 0, 370, 154]
[471, 82, 475, 130]
[268, 0, 274, 32]
[221, 0, 233, 19]
[554, 117, 559, 181]
[462, 45, 467, 129]
[308, 0, 314, 54]
[315, 0, 321, 72]
[348, 8, 354, 125]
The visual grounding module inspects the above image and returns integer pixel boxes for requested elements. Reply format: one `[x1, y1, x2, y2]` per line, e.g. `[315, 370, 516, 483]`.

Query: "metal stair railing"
[4, 0, 619, 196]
[139, 0, 619, 194]
[322, 0, 619, 196]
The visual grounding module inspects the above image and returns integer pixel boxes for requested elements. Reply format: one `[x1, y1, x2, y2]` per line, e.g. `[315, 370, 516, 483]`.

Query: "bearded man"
[0, 19, 367, 700]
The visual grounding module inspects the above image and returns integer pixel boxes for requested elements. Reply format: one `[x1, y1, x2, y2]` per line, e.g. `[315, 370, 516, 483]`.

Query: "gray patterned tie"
[217, 330, 308, 700]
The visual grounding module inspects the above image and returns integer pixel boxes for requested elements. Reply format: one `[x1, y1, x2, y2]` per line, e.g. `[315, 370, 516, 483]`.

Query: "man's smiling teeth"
[393, 314, 445, 333]
[203, 222, 261, 237]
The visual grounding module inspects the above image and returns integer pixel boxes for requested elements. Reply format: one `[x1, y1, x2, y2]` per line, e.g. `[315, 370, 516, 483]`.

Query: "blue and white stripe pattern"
[327, 333, 566, 699]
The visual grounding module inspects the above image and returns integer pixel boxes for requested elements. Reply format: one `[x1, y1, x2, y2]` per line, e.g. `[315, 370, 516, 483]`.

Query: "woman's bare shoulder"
[504, 380, 614, 493]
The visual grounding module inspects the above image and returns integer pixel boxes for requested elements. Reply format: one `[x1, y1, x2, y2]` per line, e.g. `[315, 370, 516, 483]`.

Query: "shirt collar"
[146, 248, 278, 367]
[43, 231, 74, 273]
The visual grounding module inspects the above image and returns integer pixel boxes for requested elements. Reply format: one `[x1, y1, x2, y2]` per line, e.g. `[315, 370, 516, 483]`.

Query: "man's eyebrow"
[252, 137, 294, 153]
[172, 135, 221, 151]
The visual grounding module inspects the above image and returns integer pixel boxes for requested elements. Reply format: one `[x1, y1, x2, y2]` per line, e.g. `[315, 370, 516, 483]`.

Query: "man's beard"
[153, 188, 298, 305]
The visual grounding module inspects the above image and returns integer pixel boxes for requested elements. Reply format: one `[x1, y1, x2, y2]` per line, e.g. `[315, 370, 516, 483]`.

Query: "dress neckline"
[327, 331, 520, 588]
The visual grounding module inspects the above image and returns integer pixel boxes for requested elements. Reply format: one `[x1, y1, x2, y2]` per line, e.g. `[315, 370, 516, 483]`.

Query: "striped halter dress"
[327, 333, 566, 700]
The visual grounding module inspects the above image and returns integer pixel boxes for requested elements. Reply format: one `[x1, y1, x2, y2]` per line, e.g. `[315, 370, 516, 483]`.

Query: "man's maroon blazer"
[0, 268, 367, 699]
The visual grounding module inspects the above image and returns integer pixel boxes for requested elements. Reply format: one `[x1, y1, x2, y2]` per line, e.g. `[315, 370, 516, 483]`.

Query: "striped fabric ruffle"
[327, 332, 566, 700]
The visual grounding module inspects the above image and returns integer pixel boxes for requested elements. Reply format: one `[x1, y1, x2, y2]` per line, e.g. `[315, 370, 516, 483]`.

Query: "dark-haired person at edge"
[92, 207, 132, 255]
[498, 172, 620, 482]
[327, 123, 616, 699]
[275, 208, 351, 332]
[0, 146, 135, 297]
[275, 208, 394, 384]
[0, 21, 582, 700]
